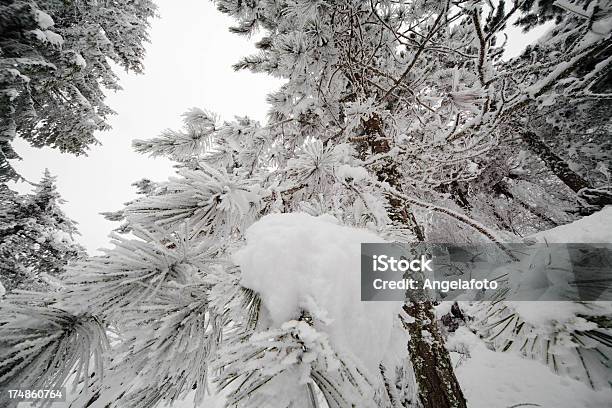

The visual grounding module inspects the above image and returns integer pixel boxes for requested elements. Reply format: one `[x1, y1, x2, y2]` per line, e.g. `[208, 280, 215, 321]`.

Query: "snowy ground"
[453, 207, 612, 408]
[531, 206, 612, 243]
[450, 327, 612, 408]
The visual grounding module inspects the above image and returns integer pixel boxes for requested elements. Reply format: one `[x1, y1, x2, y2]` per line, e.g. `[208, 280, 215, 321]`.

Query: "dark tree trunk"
[520, 130, 590, 193]
[493, 180, 559, 228]
[403, 301, 467, 408]
[520, 130, 612, 214]
[362, 115, 467, 408]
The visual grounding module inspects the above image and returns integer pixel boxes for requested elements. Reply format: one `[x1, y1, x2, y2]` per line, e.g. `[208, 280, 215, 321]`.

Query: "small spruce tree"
[0, 169, 85, 292]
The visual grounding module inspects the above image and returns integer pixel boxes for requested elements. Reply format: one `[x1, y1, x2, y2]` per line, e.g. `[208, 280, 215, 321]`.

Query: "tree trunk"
[493, 180, 559, 228]
[520, 129, 612, 213]
[520, 130, 590, 193]
[363, 115, 467, 408]
[403, 301, 467, 408]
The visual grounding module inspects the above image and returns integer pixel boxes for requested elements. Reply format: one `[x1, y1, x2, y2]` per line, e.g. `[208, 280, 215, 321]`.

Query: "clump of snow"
[51, 230, 74, 245]
[28, 28, 64, 46]
[29, 29, 47, 42]
[335, 164, 369, 183]
[73, 53, 87, 68]
[0, 280, 5, 297]
[35, 10, 55, 29]
[511, 301, 603, 328]
[591, 14, 612, 36]
[233, 213, 404, 374]
[6, 68, 30, 83]
[501, 206, 612, 325]
[466, 160, 479, 174]
[434, 301, 454, 318]
[452, 328, 612, 408]
[44, 30, 64, 46]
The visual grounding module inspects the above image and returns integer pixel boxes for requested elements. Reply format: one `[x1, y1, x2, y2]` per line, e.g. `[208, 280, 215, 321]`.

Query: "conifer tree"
[0, 0, 156, 181]
[0, 169, 85, 292]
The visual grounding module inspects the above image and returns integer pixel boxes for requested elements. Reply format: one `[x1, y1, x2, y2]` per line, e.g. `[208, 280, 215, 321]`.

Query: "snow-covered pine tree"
[498, 0, 611, 206]
[500, 0, 612, 215]
[0, 1, 609, 407]
[432, 1, 612, 388]
[0, 169, 85, 292]
[0, 0, 156, 182]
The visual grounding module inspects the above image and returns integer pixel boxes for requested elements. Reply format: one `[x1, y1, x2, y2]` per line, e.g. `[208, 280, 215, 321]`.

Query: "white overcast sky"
[10, 0, 282, 253]
[8, 0, 549, 254]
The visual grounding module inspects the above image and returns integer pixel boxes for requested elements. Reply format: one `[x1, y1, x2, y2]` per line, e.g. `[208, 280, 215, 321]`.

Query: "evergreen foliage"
[0, 169, 85, 292]
[0, 0, 156, 181]
[0, 1, 610, 407]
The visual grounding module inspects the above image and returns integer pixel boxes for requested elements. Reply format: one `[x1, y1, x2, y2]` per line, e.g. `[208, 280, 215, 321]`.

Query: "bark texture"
[403, 301, 467, 408]
[520, 130, 590, 193]
[362, 114, 467, 408]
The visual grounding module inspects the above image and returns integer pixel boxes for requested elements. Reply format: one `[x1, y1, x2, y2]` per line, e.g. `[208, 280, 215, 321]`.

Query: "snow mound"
[531, 206, 612, 243]
[233, 213, 404, 374]
[504, 206, 612, 324]
[35, 10, 54, 29]
[452, 328, 612, 408]
[506, 206, 612, 325]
